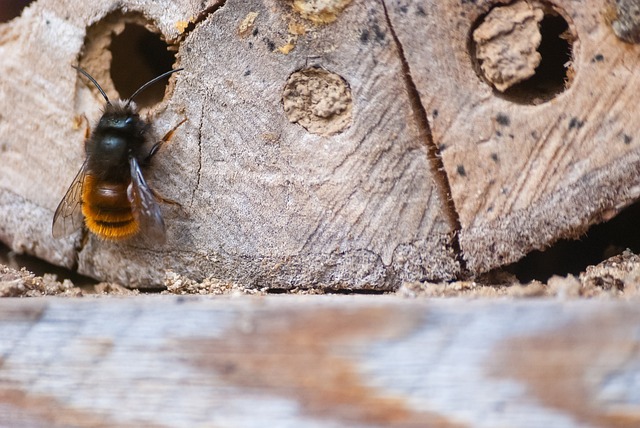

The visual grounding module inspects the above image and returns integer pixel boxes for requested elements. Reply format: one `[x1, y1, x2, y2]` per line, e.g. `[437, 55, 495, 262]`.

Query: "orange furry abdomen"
[82, 174, 139, 240]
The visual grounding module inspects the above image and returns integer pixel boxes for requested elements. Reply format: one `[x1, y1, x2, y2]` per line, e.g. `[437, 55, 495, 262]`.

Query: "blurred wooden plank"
[0, 296, 639, 427]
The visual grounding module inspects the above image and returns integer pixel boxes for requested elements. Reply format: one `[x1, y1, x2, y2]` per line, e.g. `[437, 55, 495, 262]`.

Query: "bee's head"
[74, 65, 183, 172]
[98, 102, 141, 133]
[88, 101, 146, 165]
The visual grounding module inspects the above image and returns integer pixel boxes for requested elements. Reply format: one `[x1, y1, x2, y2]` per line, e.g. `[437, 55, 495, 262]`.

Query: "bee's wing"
[52, 161, 87, 238]
[128, 156, 166, 245]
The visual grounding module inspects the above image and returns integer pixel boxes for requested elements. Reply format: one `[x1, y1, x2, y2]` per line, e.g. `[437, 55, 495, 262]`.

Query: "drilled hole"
[0, 1, 34, 23]
[110, 23, 175, 107]
[471, 1, 575, 105]
[282, 67, 353, 136]
[506, 201, 640, 283]
[80, 12, 178, 109]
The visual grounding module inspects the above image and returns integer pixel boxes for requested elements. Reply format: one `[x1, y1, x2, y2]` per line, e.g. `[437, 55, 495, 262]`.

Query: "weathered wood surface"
[0, 297, 639, 427]
[0, 0, 639, 288]
[386, 1, 640, 272]
[0, 0, 458, 288]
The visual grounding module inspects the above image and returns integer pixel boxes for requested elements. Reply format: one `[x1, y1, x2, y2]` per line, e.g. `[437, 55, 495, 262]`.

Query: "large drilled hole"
[110, 22, 176, 107]
[0, 0, 34, 23]
[80, 13, 178, 109]
[505, 201, 640, 283]
[470, 1, 575, 105]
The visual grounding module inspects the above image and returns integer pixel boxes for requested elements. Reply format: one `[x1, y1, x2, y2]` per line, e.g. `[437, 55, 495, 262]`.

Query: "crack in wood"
[190, 99, 206, 208]
[380, 0, 467, 275]
[173, 0, 228, 42]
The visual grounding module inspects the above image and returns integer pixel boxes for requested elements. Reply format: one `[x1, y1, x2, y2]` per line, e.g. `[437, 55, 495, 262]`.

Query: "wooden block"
[386, 0, 640, 272]
[2, 0, 639, 287]
[0, 0, 459, 288]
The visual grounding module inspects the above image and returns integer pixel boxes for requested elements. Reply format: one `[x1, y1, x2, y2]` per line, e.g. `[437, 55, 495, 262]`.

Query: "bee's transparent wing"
[129, 156, 166, 245]
[52, 161, 87, 238]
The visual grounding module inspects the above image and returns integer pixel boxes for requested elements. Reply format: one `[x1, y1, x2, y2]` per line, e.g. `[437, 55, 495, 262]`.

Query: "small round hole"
[110, 23, 176, 107]
[80, 12, 178, 109]
[470, 1, 575, 105]
[0, 1, 34, 23]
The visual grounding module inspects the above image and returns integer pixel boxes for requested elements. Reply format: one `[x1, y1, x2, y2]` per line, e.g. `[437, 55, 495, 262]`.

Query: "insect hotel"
[0, 0, 639, 426]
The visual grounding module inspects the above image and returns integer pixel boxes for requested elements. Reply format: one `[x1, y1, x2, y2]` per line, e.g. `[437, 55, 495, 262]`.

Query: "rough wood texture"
[0, 297, 639, 427]
[387, 0, 640, 272]
[1, 0, 639, 288]
[0, 0, 458, 288]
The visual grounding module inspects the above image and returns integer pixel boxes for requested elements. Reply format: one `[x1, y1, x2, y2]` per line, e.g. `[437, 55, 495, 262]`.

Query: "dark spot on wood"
[248, 41, 253, 48]
[398, 5, 408, 13]
[496, 113, 510, 126]
[360, 29, 370, 43]
[416, 5, 426, 16]
[496, 130, 502, 137]
[491, 153, 499, 162]
[221, 362, 237, 374]
[624, 134, 633, 144]
[244, 69, 251, 76]
[531, 130, 539, 139]
[568, 117, 584, 129]
[252, 27, 258, 37]
[432, 109, 438, 118]
[457, 165, 467, 177]
[263, 37, 275, 51]
[372, 22, 386, 42]
[592, 53, 604, 62]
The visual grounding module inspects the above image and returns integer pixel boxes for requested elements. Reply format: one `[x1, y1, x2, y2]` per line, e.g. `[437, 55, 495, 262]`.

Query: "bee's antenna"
[126, 68, 184, 108]
[72, 65, 111, 105]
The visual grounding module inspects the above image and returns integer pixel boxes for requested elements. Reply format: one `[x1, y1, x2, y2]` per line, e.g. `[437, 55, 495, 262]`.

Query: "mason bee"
[52, 66, 184, 244]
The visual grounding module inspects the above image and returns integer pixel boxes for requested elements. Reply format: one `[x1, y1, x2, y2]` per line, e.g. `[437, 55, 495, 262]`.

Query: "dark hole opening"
[110, 23, 175, 108]
[0, 242, 98, 288]
[0, 0, 34, 23]
[505, 200, 640, 283]
[470, 6, 575, 105]
[501, 12, 572, 104]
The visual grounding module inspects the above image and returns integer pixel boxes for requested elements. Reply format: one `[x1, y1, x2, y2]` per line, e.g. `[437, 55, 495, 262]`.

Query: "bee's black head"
[87, 101, 147, 172]
[73, 65, 183, 178]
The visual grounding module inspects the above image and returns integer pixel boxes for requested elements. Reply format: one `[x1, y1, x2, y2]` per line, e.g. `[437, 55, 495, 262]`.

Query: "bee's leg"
[143, 118, 187, 165]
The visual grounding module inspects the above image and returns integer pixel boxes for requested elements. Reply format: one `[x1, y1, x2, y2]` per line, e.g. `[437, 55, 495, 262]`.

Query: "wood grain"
[386, 0, 640, 272]
[0, 0, 459, 288]
[2, 0, 640, 287]
[1, 297, 639, 427]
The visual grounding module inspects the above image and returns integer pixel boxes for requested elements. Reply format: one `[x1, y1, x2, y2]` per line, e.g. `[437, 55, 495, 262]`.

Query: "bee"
[52, 66, 184, 244]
